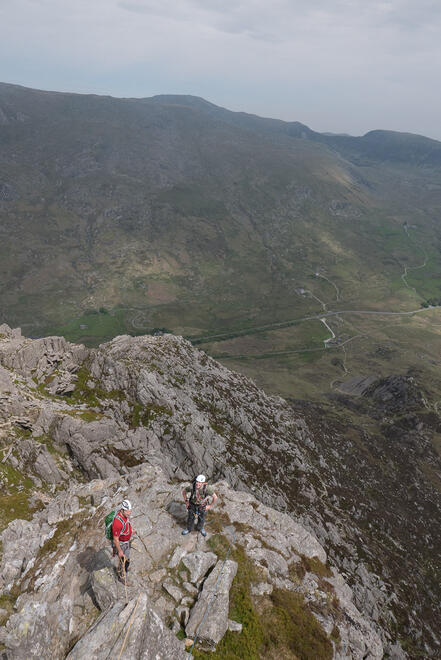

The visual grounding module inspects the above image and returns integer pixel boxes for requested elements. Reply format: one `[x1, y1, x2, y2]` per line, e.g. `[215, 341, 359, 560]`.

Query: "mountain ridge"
[0, 325, 440, 657]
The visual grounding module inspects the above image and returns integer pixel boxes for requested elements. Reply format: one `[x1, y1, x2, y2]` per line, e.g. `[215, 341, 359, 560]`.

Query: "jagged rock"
[247, 547, 289, 576]
[175, 605, 190, 626]
[182, 581, 198, 596]
[170, 618, 181, 634]
[186, 559, 238, 647]
[181, 551, 217, 585]
[250, 581, 273, 596]
[0, 519, 48, 588]
[228, 619, 242, 633]
[168, 545, 187, 569]
[90, 567, 119, 610]
[162, 579, 183, 602]
[66, 593, 187, 659]
[0, 328, 428, 656]
[149, 568, 167, 583]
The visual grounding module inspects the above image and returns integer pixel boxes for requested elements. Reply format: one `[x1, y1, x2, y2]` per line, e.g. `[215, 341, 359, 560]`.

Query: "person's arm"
[182, 488, 190, 508]
[113, 535, 124, 559]
[205, 493, 218, 510]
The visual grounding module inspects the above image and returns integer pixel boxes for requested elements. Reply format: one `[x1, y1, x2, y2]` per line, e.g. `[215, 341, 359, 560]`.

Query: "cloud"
[0, 0, 440, 138]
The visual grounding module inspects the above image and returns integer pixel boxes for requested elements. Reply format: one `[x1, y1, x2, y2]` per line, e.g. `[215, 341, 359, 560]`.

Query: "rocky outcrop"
[2, 325, 439, 656]
[0, 460, 384, 659]
[186, 558, 238, 647]
[67, 592, 187, 660]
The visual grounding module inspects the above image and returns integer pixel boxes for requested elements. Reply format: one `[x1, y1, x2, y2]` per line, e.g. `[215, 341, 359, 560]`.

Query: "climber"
[111, 499, 134, 583]
[181, 474, 218, 537]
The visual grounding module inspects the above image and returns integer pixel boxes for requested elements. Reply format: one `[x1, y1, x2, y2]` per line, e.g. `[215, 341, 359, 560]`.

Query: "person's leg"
[116, 542, 130, 578]
[186, 504, 196, 532]
[195, 508, 206, 531]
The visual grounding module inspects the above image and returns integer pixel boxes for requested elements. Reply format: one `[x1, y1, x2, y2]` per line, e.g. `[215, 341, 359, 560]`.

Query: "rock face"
[66, 592, 187, 660]
[0, 325, 439, 656]
[181, 551, 218, 585]
[0, 463, 383, 659]
[186, 559, 238, 647]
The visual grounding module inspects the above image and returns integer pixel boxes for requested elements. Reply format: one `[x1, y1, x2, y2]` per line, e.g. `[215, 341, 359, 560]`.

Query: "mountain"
[2, 82, 441, 408]
[0, 325, 440, 657]
[1, 84, 441, 656]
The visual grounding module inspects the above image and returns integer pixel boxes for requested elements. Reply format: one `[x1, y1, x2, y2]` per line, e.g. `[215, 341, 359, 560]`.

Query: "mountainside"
[2, 84, 441, 657]
[0, 326, 440, 657]
[2, 82, 441, 408]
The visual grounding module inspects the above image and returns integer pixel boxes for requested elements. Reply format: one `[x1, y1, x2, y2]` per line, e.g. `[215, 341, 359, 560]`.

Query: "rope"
[117, 593, 141, 660]
[188, 529, 236, 657]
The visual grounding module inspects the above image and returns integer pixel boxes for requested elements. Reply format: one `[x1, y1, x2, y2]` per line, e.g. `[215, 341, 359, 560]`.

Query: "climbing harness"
[188, 528, 236, 657]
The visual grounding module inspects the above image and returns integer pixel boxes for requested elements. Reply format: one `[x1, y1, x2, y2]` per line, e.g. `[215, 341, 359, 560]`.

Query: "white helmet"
[121, 499, 132, 510]
[195, 475, 206, 483]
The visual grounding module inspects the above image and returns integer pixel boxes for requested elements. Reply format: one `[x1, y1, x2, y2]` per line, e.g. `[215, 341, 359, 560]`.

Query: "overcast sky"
[1, 0, 440, 139]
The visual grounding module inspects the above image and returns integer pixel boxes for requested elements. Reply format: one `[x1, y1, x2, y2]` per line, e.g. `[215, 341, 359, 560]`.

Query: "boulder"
[186, 559, 238, 647]
[66, 592, 187, 659]
[228, 619, 242, 633]
[162, 579, 183, 602]
[90, 567, 119, 611]
[181, 551, 217, 585]
[168, 545, 187, 569]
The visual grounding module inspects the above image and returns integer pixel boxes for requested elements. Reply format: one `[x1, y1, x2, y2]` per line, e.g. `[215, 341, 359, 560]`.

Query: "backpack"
[105, 511, 128, 540]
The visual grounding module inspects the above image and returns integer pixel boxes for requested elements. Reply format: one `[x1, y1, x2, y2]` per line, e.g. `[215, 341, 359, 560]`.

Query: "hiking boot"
[181, 529, 190, 535]
[198, 528, 207, 537]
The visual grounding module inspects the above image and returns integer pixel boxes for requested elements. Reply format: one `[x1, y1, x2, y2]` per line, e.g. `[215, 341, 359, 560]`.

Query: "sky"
[1, 0, 441, 139]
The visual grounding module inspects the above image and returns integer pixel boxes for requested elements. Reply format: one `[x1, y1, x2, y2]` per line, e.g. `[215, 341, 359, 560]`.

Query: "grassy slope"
[1, 85, 441, 406]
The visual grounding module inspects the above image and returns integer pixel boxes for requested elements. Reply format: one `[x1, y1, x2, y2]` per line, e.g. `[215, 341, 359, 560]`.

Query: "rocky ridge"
[0, 463, 382, 658]
[0, 324, 439, 656]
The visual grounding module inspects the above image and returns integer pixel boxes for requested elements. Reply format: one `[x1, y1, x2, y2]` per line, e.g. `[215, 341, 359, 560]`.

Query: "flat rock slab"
[67, 592, 187, 659]
[186, 559, 238, 647]
[181, 551, 217, 585]
[91, 567, 119, 610]
[168, 545, 187, 569]
[162, 579, 183, 602]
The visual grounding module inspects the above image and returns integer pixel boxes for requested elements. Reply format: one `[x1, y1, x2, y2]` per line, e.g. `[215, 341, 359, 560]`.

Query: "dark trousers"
[186, 503, 206, 532]
[111, 540, 131, 574]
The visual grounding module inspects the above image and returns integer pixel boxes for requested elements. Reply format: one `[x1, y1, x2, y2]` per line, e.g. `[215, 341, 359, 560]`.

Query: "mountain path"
[315, 271, 341, 302]
[400, 225, 429, 295]
[193, 305, 438, 344]
[320, 317, 335, 347]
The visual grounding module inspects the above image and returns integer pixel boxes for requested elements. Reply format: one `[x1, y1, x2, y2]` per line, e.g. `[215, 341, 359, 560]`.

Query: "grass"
[0, 462, 41, 532]
[44, 308, 129, 344]
[192, 534, 333, 660]
[130, 402, 173, 428]
[63, 365, 125, 408]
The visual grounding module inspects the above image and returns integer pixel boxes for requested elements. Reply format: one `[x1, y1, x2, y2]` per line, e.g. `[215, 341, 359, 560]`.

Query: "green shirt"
[183, 483, 215, 506]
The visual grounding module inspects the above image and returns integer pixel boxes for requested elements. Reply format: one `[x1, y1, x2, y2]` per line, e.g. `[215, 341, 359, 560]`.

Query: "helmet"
[195, 475, 206, 483]
[121, 499, 132, 510]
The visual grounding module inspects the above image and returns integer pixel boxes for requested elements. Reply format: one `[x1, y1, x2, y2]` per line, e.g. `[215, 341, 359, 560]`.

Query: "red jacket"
[112, 512, 133, 542]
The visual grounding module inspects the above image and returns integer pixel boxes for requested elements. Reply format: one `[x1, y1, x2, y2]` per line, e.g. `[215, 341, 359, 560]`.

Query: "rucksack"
[105, 510, 127, 540]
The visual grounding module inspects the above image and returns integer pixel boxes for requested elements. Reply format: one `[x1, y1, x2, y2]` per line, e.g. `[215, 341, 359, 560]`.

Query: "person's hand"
[205, 505, 211, 510]
[185, 500, 189, 509]
[118, 550, 124, 559]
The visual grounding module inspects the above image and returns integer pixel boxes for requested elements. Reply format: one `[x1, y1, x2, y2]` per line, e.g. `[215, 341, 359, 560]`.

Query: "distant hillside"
[1, 82, 441, 403]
